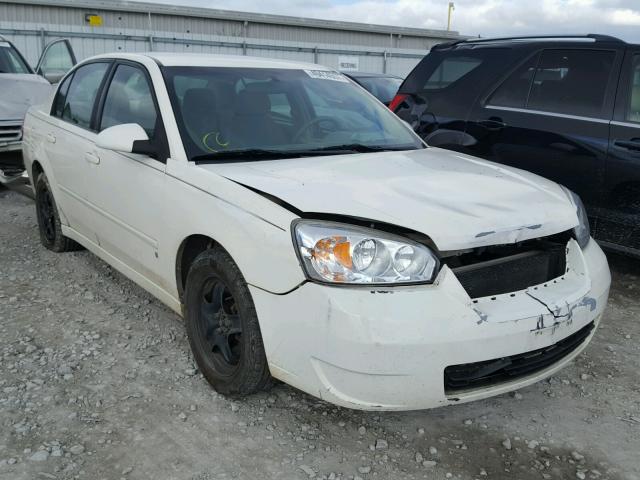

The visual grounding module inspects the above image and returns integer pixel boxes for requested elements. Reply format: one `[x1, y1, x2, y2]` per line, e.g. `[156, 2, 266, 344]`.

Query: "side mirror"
[96, 124, 149, 154]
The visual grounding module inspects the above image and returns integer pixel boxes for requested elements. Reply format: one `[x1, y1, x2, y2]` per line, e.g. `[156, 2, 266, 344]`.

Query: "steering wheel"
[292, 117, 341, 143]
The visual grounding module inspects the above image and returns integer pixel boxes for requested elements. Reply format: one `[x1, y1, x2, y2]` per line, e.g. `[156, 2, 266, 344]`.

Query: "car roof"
[346, 71, 402, 79]
[432, 34, 631, 51]
[86, 52, 333, 70]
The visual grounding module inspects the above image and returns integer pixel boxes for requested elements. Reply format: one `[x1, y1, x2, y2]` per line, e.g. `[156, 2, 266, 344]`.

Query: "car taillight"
[388, 93, 408, 112]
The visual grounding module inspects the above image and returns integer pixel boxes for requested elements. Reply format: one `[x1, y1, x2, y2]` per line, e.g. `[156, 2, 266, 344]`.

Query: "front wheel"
[184, 247, 272, 395]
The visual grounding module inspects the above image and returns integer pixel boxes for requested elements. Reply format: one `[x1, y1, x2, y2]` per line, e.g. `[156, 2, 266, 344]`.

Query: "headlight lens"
[561, 186, 590, 248]
[293, 221, 439, 284]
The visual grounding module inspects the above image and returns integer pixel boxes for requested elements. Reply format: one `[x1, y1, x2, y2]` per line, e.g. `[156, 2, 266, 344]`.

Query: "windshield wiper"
[306, 143, 419, 153]
[191, 144, 420, 163]
[192, 149, 311, 163]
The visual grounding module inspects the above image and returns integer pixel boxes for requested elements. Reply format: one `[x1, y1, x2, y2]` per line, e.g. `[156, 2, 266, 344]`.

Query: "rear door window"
[52, 73, 74, 118]
[626, 54, 640, 123]
[60, 62, 110, 129]
[527, 49, 615, 118]
[487, 54, 539, 108]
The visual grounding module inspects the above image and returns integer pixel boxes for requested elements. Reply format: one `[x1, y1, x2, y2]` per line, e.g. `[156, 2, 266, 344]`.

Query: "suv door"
[393, 47, 513, 150]
[603, 48, 640, 253]
[88, 61, 168, 285]
[465, 48, 622, 232]
[45, 61, 111, 240]
[35, 39, 76, 84]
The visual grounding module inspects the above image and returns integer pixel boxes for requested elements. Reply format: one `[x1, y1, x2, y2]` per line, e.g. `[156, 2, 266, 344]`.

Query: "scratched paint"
[473, 308, 489, 324]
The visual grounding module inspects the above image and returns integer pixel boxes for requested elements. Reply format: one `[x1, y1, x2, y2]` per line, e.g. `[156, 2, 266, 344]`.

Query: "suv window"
[60, 62, 109, 129]
[100, 64, 157, 138]
[488, 54, 539, 108]
[527, 49, 614, 118]
[627, 55, 640, 123]
[423, 56, 483, 90]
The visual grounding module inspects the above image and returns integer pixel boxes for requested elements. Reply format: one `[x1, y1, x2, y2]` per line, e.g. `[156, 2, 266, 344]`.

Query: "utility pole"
[447, 2, 455, 31]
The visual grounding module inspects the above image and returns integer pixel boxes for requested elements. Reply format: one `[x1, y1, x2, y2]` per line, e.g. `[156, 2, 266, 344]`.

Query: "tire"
[184, 247, 273, 395]
[34, 172, 80, 252]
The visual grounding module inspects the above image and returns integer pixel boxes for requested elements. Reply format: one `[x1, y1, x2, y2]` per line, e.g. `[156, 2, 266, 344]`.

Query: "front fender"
[163, 160, 306, 297]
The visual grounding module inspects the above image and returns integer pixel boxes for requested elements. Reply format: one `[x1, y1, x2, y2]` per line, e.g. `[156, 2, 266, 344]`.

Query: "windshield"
[162, 66, 423, 161]
[0, 42, 31, 74]
[354, 76, 403, 104]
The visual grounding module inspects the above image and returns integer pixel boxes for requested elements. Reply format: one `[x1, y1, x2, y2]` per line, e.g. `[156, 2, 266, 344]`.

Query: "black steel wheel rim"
[197, 277, 243, 373]
[37, 184, 56, 244]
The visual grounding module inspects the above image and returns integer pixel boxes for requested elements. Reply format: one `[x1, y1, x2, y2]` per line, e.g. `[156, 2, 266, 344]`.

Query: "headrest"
[182, 88, 217, 118]
[236, 90, 270, 116]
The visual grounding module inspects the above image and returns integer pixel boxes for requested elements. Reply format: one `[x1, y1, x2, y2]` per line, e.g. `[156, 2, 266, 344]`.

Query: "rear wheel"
[184, 247, 272, 395]
[35, 172, 80, 252]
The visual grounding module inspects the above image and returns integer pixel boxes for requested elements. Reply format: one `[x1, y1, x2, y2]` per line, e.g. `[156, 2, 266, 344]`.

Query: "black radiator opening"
[444, 232, 570, 298]
[444, 321, 595, 394]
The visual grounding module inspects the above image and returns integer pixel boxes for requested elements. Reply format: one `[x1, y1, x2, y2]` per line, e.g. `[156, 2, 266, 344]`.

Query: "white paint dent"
[205, 146, 579, 251]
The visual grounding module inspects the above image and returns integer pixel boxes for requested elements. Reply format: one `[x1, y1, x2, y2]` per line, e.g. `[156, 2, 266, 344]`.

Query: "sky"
[153, 0, 640, 42]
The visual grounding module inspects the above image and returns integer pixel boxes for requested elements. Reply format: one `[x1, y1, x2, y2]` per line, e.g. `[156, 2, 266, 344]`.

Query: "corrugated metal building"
[0, 0, 461, 77]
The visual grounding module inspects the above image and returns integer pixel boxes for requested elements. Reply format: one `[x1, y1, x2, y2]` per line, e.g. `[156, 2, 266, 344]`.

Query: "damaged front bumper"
[0, 140, 25, 185]
[251, 239, 610, 411]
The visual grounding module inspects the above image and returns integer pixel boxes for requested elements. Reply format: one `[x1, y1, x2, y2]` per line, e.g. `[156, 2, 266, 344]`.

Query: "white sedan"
[22, 53, 611, 411]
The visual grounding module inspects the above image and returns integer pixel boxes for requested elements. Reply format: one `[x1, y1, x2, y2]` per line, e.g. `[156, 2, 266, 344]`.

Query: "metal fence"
[0, 0, 461, 77]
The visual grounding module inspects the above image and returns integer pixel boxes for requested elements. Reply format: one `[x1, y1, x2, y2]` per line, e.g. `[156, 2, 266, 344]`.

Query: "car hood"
[201, 148, 579, 251]
[0, 74, 53, 121]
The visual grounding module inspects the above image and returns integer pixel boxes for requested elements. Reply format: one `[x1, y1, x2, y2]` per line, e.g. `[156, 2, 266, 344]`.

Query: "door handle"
[46, 133, 56, 144]
[614, 139, 640, 151]
[84, 152, 100, 165]
[476, 119, 507, 130]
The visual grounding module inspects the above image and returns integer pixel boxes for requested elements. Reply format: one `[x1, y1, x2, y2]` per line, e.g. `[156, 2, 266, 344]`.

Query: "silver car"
[0, 36, 75, 183]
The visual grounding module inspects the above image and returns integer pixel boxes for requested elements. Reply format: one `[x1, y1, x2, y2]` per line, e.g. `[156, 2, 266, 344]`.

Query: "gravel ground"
[1, 186, 639, 480]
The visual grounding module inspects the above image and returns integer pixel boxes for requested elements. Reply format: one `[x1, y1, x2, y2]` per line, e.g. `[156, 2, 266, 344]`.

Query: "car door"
[87, 61, 168, 285]
[44, 61, 111, 241]
[35, 39, 76, 84]
[602, 47, 640, 253]
[465, 48, 622, 228]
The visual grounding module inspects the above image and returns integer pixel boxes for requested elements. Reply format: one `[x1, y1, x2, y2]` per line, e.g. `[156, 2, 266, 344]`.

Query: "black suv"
[391, 34, 640, 256]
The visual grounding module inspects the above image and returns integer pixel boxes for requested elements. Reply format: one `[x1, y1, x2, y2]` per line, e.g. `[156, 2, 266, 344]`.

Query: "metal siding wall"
[387, 56, 422, 77]
[248, 22, 395, 48]
[0, 1, 450, 76]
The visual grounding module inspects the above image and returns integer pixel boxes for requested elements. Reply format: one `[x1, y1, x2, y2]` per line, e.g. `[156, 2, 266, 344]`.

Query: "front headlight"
[561, 186, 590, 248]
[293, 221, 439, 285]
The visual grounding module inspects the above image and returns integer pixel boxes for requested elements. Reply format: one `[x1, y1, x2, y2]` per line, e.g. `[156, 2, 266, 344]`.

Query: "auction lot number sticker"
[304, 70, 349, 82]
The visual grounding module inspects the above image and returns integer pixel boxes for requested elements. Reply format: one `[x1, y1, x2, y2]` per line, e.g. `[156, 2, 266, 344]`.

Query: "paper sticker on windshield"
[304, 70, 349, 83]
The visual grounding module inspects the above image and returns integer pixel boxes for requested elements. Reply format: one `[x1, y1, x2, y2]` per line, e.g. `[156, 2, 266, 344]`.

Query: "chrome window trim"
[485, 105, 610, 124]
[611, 120, 640, 128]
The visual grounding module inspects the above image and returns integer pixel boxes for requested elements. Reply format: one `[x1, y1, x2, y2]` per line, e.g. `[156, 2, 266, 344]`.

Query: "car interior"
[170, 70, 397, 156]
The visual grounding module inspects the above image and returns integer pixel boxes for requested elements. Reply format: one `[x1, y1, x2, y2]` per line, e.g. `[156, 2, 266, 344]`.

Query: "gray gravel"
[1, 187, 639, 480]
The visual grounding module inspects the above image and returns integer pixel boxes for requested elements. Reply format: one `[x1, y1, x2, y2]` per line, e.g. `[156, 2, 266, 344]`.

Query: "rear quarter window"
[423, 56, 482, 90]
[400, 47, 512, 96]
